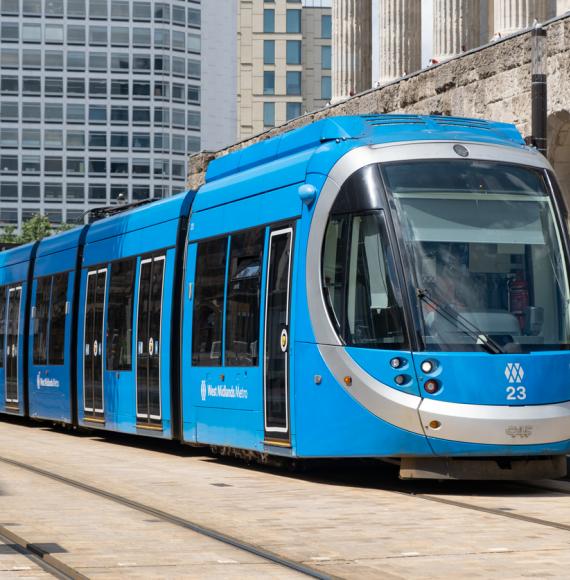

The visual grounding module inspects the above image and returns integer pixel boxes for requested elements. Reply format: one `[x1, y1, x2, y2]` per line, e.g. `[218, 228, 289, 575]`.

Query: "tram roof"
[196, 114, 527, 211]
[0, 241, 36, 269]
[84, 189, 194, 245]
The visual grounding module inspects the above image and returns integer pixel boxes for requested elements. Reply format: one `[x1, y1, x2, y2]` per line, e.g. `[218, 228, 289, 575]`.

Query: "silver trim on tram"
[307, 141, 570, 446]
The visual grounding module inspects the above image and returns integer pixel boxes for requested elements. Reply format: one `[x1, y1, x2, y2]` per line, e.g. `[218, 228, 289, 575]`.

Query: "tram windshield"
[382, 160, 570, 353]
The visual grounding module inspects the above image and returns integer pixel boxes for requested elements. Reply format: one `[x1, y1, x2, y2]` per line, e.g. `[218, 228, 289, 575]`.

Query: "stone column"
[558, 0, 570, 15]
[332, 0, 373, 102]
[379, 0, 421, 83]
[433, 0, 481, 61]
[493, 0, 548, 37]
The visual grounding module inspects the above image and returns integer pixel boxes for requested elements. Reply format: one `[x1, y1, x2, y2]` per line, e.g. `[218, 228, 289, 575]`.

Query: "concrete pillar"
[379, 0, 421, 83]
[332, 0, 373, 102]
[558, 0, 570, 15]
[433, 0, 481, 61]
[493, 0, 548, 37]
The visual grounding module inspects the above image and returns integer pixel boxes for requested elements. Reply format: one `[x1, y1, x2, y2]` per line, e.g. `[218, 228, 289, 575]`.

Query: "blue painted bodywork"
[28, 227, 87, 423]
[0, 242, 37, 416]
[76, 192, 195, 438]
[2, 114, 569, 464]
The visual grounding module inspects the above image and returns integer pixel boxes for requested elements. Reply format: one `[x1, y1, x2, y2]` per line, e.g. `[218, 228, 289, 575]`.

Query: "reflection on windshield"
[382, 160, 570, 353]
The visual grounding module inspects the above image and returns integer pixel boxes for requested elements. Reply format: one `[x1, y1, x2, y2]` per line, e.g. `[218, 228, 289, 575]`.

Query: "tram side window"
[322, 211, 408, 350]
[106, 258, 136, 371]
[192, 237, 228, 366]
[33, 273, 69, 365]
[33, 276, 51, 365]
[48, 273, 68, 365]
[0, 286, 5, 367]
[225, 228, 264, 367]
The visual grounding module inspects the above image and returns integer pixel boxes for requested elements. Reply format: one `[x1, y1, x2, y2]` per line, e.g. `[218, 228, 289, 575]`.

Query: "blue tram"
[2, 114, 570, 479]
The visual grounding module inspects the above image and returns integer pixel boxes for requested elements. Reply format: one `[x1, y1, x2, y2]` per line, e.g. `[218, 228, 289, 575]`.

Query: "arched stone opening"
[548, 111, 570, 207]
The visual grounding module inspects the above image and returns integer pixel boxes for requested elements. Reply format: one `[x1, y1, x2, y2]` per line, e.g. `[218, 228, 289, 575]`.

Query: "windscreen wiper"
[416, 288, 504, 355]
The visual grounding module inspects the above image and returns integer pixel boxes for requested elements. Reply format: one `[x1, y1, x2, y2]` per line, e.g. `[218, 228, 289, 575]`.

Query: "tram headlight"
[420, 360, 435, 374]
[390, 357, 403, 369]
[424, 379, 440, 394]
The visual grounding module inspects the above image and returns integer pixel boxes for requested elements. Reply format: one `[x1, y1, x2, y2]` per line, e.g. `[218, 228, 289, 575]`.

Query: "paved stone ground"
[0, 420, 570, 578]
[0, 538, 52, 578]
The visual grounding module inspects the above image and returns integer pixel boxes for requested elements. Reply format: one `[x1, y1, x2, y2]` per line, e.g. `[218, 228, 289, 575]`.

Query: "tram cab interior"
[384, 159, 570, 354]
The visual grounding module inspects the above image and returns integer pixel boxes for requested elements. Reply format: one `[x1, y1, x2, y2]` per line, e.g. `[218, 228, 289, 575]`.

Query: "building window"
[286, 40, 301, 65]
[322, 45, 332, 70]
[88, 185, 106, 201]
[264, 40, 275, 65]
[68, 25, 86, 44]
[0, 155, 17, 173]
[286, 102, 302, 121]
[22, 49, 41, 68]
[45, 50, 63, 69]
[89, 52, 107, 71]
[45, 103, 63, 122]
[45, 157, 62, 174]
[133, 1, 151, 20]
[133, 107, 150, 124]
[66, 184, 85, 202]
[110, 107, 128, 123]
[89, 79, 107, 97]
[0, 182, 18, 199]
[111, 53, 129, 70]
[192, 237, 228, 366]
[111, 26, 129, 46]
[286, 71, 302, 95]
[0, 76, 18, 94]
[188, 7, 200, 27]
[89, 158, 106, 174]
[321, 75, 332, 100]
[110, 159, 128, 173]
[322, 14, 332, 38]
[67, 158, 85, 175]
[67, 131, 85, 149]
[187, 33, 200, 53]
[45, 184, 63, 200]
[286, 9, 301, 33]
[68, 0, 86, 17]
[22, 156, 41, 174]
[89, 105, 107, 122]
[263, 102, 275, 127]
[263, 71, 275, 95]
[263, 9, 275, 33]
[111, 133, 129, 148]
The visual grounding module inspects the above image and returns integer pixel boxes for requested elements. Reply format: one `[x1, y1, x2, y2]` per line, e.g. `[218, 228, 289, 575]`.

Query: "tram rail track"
[0, 455, 333, 580]
[0, 522, 85, 580]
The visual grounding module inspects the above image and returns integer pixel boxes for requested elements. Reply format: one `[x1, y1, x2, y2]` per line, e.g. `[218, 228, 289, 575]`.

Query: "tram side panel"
[181, 185, 304, 453]
[0, 244, 36, 417]
[27, 230, 86, 424]
[76, 218, 179, 439]
[292, 171, 433, 459]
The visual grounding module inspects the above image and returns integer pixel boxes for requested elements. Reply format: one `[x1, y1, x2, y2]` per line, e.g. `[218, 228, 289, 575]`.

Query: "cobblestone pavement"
[0, 420, 569, 578]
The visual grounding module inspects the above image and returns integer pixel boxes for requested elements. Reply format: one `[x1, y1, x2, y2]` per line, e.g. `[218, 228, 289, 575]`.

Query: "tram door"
[84, 269, 107, 419]
[5, 286, 21, 407]
[264, 227, 293, 443]
[136, 256, 164, 427]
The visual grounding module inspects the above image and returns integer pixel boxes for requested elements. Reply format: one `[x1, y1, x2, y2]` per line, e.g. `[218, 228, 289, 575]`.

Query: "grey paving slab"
[0, 421, 570, 578]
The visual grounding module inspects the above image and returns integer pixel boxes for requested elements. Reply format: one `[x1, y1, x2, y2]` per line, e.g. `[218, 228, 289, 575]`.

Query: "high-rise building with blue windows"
[0, 0, 202, 230]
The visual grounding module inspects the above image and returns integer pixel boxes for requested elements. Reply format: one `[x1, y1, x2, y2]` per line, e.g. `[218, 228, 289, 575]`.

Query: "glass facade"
[0, 0, 202, 230]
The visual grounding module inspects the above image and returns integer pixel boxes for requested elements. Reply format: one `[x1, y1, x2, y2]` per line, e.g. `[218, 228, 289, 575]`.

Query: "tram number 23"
[506, 386, 527, 400]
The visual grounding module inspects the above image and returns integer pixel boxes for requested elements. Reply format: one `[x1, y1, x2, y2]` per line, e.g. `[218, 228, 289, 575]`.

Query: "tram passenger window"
[192, 237, 228, 366]
[106, 258, 136, 370]
[225, 228, 264, 366]
[33, 276, 51, 365]
[322, 212, 408, 350]
[0, 286, 5, 367]
[33, 273, 69, 365]
[48, 273, 68, 365]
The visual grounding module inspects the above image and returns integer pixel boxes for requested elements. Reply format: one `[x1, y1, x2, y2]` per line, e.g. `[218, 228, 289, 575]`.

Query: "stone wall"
[188, 14, 570, 195]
